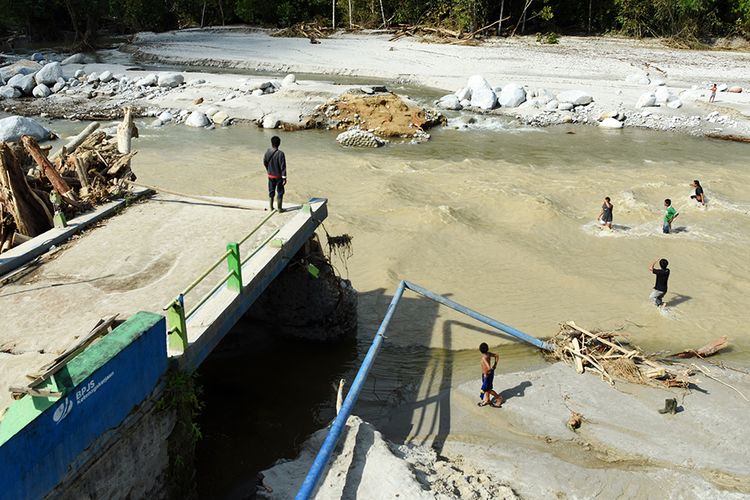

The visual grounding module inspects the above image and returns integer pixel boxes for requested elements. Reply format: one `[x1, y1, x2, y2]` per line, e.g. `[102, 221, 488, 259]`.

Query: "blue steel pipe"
[404, 281, 554, 351]
[295, 280, 408, 500]
[295, 279, 552, 498]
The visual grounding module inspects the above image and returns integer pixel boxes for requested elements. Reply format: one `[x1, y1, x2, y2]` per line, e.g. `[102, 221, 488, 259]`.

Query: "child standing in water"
[598, 196, 614, 230]
[478, 343, 503, 408]
[662, 199, 679, 234]
[691, 180, 705, 206]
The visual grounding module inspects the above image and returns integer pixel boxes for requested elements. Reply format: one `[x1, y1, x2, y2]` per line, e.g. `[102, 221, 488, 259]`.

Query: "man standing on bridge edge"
[263, 135, 287, 212]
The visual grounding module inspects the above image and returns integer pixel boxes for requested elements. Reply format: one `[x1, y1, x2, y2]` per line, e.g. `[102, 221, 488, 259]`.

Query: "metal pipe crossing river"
[296, 280, 553, 499]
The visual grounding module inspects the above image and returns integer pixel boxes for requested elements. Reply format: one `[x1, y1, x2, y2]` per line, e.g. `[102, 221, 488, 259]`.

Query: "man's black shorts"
[268, 178, 285, 197]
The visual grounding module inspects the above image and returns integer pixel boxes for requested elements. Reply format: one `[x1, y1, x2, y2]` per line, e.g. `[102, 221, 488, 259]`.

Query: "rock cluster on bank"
[0, 56, 312, 131]
[436, 75, 595, 113]
[437, 72, 750, 137]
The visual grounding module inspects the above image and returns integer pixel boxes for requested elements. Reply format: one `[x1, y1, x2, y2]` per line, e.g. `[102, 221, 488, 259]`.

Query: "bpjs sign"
[51, 371, 115, 424]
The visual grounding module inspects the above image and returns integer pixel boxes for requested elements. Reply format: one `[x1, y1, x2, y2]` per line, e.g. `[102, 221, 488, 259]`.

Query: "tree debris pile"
[308, 92, 446, 139]
[0, 121, 137, 254]
[271, 22, 329, 41]
[548, 321, 693, 388]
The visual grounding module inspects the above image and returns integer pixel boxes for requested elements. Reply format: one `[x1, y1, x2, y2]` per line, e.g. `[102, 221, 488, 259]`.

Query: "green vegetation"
[1, 0, 748, 48]
[159, 367, 203, 498]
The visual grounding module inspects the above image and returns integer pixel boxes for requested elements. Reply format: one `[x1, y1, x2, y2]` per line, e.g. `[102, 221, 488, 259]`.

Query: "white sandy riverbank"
[128, 27, 750, 136]
[262, 361, 750, 498]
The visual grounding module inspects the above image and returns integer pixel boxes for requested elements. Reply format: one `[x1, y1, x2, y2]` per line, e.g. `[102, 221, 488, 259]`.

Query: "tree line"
[1, 0, 748, 50]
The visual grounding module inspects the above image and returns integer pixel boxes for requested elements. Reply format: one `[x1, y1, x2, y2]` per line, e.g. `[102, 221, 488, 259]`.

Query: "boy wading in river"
[478, 343, 503, 408]
[649, 258, 670, 307]
[263, 135, 287, 212]
[662, 199, 679, 234]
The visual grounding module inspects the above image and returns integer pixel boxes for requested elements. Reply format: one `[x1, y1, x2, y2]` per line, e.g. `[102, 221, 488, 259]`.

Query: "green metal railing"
[163, 209, 292, 353]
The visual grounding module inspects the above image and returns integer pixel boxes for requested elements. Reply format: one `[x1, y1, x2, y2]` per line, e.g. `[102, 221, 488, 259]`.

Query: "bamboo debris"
[0, 113, 138, 254]
[548, 321, 691, 388]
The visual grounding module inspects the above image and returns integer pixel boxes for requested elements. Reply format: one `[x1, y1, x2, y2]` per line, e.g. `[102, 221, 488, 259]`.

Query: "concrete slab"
[0, 194, 302, 417]
[0, 188, 151, 278]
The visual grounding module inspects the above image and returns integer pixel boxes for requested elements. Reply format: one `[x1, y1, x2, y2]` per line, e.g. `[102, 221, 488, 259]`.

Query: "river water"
[40, 103, 750, 497]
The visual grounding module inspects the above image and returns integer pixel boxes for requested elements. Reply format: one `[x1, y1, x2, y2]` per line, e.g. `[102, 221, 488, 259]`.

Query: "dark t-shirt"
[653, 268, 670, 292]
[602, 203, 613, 221]
[695, 186, 704, 198]
[263, 148, 287, 179]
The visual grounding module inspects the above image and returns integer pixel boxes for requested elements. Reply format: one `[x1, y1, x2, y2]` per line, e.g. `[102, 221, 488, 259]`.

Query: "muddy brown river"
[38, 108, 750, 498]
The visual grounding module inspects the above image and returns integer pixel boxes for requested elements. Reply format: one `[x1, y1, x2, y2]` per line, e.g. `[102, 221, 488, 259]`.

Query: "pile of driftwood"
[388, 21, 503, 44]
[272, 22, 329, 42]
[548, 321, 728, 388]
[0, 109, 138, 253]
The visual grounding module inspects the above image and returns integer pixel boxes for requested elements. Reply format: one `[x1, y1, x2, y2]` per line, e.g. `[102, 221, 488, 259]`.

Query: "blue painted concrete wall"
[0, 313, 167, 500]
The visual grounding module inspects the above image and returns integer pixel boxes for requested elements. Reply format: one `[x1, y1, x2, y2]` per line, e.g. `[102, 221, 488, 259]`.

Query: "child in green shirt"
[663, 199, 679, 234]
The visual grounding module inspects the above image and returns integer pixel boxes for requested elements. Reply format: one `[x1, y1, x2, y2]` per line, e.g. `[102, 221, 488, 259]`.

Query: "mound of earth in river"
[308, 92, 446, 138]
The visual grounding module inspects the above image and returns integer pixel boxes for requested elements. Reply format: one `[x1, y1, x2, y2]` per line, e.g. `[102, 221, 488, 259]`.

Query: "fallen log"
[673, 336, 728, 359]
[21, 135, 81, 208]
[50, 121, 100, 160]
[0, 143, 53, 237]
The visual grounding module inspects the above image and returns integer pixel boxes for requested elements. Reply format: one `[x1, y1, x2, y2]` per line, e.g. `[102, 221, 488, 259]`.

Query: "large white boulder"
[636, 92, 657, 108]
[52, 81, 66, 93]
[158, 111, 174, 123]
[666, 98, 682, 109]
[212, 111, 229, 125]
[654, 86, 671, 103]
[34, 62, 62, 86]
[0, 116, 52, 142]
[455, 87, 471, 101]
[0, 60, 41, 81]
[61, 53, 86, 65]
[545, 100, 559, 111]
[437, 94, 462, 110]
[497, 83, 526, 108]
[32, 84, 52, 98]
[557, 90, 593, 106]
[158, 73, 184, 88]
[465, 75, 497, 110]
[185, 111, 210, 127]
[99, 71, 114, 83]
[0, 86, 22, 99]
[262, 114, 280, 129]
[558, 102, 574, 111]
[599, 117, 624, 129]
[470, 86, 497, 110]
[281, 74, 296, 88]
[136, 74, 158, 87]
[8, 74, 36, 95]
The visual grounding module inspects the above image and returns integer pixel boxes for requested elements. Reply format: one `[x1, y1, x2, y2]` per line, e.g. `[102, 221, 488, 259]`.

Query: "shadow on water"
[194, 317, 358, 499]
